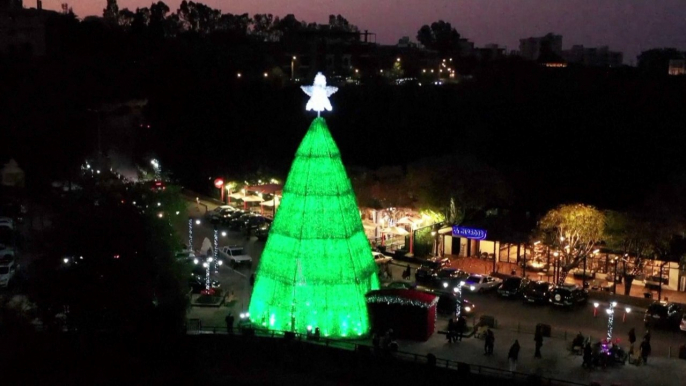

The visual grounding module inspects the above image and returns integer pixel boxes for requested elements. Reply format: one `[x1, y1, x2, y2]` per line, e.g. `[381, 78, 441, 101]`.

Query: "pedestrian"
[508, 340, 520, 371]
[402, 264, 411, 280]
[447, 318, 455, 343]
[639, 339, 651, 365]
[372, 331, 380, 353]
[456, 315, 467, 342]
[582, 342, 592, 368]
[534, 325, 543, 358]
[249, 273, 255, 286]
[628, 327, 636, 358]
[643, 329, 651, 343]
[225, 313, 234, 334]
[485, 328, 495, 355]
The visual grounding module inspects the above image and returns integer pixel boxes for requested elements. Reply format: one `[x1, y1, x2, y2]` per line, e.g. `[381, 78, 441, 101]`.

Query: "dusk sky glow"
[41, 0, 686, 64]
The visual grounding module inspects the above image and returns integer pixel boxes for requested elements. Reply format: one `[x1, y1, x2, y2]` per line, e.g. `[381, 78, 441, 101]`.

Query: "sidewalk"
[397, 320, 686, 386]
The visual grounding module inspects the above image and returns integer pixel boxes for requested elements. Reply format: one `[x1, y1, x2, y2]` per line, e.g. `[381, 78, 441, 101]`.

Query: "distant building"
[475, 44, 506, 61]
[0, 0, 60, 57]
[668, 59, 685, 75]
[519, 33, 562, 61]
[396, 36, 417, 49]
[562, 45, 623, 67]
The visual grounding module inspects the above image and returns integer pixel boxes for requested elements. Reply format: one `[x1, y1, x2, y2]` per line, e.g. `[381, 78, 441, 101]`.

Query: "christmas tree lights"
[248, 117, 380, 338]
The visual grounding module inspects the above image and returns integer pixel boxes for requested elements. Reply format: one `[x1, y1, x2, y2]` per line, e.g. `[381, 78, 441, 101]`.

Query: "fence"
[187, 324, 586, 386]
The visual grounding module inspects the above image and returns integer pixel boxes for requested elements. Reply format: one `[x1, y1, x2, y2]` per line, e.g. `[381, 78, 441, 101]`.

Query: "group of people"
[446, 316, 468, 343]
[372, 329, 397, 353]
[628, 327, 652, 366]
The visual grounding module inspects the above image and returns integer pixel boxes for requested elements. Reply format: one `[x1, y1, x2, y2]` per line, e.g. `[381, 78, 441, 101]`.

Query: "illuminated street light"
[593, 302, 599, 317]
[63, 258, 69, 264]
[221, 231, 227, 237]
[264, 72, 268, 78]
[237, 73, 242, 78]
[623, 307, 631, 322]
[195, 219, 201, 225]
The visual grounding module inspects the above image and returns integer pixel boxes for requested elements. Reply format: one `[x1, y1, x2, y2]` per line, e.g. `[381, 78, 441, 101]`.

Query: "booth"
[366, 289, 439, 341]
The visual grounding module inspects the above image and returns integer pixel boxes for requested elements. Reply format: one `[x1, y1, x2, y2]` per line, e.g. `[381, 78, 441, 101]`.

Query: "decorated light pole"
[606, 301, 617, 342]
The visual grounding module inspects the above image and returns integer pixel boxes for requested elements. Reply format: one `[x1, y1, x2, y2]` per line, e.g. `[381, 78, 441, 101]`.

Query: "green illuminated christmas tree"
[248, 73, 380, 338]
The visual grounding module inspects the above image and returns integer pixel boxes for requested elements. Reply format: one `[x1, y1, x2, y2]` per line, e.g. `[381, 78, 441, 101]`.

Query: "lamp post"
[291, 56, 296, 81]
[613, 256, 619, 294]
[606, 301, 617, 342]
[188, 218, 194, 250]
[453, 284, 463, 317]
[431, 230, 438, 256]
[623, 307, 631, 323]
[553, 252, 559, 283]
[593, 302, 599, 317]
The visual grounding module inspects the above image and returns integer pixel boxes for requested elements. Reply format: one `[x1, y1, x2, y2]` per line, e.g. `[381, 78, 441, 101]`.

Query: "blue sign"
[452, 226, 487, 240]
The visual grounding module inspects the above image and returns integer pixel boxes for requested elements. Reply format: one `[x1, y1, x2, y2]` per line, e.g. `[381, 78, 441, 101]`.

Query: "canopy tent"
[242, 195, 264, 203]
[396, 216, 422, 226]
[229, 192, 245, 199]
[260, 199, 276, 207]
[381, 226, 409, 236]
[246, 184, 283, 195]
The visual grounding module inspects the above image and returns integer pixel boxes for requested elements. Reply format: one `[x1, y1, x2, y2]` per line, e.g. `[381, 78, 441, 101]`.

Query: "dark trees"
[416, 20, 462, 55]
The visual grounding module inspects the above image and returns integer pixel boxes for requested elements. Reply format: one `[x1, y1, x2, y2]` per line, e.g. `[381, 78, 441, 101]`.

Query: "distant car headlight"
[470, 285, 476, 291]
[459, 281, 465, 286]
[464, 306, 472, 312]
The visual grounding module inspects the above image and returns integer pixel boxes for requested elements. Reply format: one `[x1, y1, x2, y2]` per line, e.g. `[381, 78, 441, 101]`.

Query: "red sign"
[214, 178, 224, 189]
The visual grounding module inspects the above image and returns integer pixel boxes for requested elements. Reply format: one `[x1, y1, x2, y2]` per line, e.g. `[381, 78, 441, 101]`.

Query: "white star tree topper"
[301, 72, 338, 116]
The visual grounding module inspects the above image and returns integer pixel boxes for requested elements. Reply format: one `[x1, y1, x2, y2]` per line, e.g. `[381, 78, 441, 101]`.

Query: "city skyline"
[35, 0, 686, 64]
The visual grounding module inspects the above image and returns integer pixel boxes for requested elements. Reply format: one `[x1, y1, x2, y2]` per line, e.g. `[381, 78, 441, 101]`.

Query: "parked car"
[244, 216, 272, 231]
[228, 213, 253, 230]
[384, 281, 416, 290]
[255, 223, 271, 241]
[372, 251, 392, 265]
[0, 258, 16, 288]
[0, 217, 14, 230]
[680, 313, 686, 332]
[644, 302, 682, 328]
[174, 250, 196, 263]
[549, 284, 588, 307]
[207, 205, 238, 224]
[522, 281, 554, 304]
[217, 245, 253, 267]
[417, 288, 476, 316]
[431, 267, 469, 290]
[460, 274, 503, 293]
[497, 276, 529, 298]
[415, 257, 450, 283]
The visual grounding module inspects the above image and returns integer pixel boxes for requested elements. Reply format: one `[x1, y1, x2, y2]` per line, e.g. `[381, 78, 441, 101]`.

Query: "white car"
[461, 274, 503, 293]
[372, 251, 392, 265]
[0, 217, 14, 230]
[218, 245, 253, 267]
[0, 245, 15, 260]
[0, 258, 16, 287]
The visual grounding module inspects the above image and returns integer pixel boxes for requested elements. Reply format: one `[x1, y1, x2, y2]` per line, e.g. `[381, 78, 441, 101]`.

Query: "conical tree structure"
[249, 117, 380, 338]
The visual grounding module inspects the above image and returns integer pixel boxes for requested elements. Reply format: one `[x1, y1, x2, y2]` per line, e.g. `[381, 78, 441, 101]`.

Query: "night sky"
[39, 0, 686, 64]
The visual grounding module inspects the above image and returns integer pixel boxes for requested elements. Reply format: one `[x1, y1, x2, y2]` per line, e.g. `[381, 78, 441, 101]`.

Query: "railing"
[187, 325, 586, 386]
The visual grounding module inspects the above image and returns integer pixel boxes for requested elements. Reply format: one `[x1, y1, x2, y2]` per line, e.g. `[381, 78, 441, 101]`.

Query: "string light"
[249, 117, 380, 338]
[188, 218, 193, 248]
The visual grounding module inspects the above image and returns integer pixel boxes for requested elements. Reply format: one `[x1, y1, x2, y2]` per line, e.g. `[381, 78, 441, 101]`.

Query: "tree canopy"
[538, 203, 605, 284]
[416, 20, 462, 55]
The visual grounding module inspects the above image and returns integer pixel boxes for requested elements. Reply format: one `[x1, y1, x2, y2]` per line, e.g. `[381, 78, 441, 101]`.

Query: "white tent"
[200, 237, 212, 256]
[242, 195, 264, 203]
[381, 226, 410, 236]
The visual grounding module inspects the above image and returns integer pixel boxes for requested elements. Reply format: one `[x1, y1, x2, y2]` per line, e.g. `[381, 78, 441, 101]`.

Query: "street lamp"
[593, 302, 599, 317]
[291, 56, 297, 81]
[607, 301, 617, 342]
[623, 307, 631, 322]
[613, 256, 619, 294]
